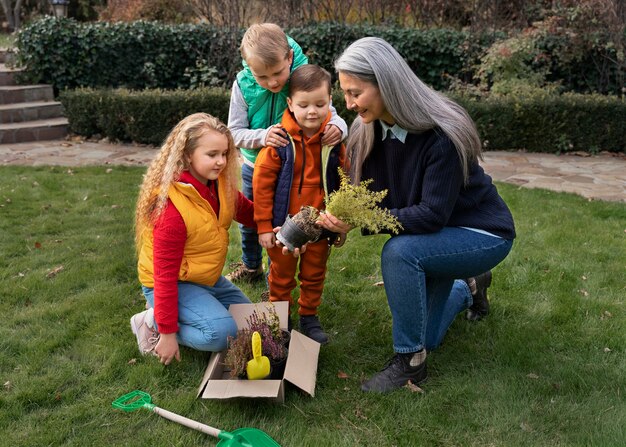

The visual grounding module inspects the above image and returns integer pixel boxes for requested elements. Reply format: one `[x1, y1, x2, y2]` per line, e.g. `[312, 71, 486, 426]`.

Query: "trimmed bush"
[59, 87, 230, 145]
[16, 18, 624, 95]
[457, 92, 626, 153]
[15, 18, 490, 92]
[61, 88, 625, 155]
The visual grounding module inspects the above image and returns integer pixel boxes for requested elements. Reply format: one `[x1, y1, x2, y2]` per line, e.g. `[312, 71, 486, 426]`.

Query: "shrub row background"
[17, 17, 625, 95]
[59, 88, 626, 154]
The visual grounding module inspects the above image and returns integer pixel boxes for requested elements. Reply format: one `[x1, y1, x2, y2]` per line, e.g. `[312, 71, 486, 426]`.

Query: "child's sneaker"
[225, 262, 264, 283]
[299, 315, 329, 345]
[130, 308, 159, 355]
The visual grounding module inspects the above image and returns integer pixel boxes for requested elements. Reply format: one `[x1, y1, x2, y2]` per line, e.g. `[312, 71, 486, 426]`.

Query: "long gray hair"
[334, 37, 481, 183]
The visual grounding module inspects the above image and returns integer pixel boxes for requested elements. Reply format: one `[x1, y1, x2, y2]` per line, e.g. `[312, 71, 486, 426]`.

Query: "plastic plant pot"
[276, 215, 314, 251]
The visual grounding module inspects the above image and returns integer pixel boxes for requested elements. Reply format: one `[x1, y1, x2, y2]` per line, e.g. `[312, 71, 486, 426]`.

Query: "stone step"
[0, 101, 64, 123]
[0, 117, 69, 144]
[0, 49, 16, 65]
[0, 84, 54, 104]
[0, 64, 23, 86]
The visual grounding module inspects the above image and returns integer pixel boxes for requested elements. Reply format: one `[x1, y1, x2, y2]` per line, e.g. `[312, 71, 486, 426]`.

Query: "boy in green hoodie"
[226, 23, 347, 285]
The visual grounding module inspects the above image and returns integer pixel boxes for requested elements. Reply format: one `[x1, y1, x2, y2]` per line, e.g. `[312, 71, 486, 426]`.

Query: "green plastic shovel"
[112, 390, 280, 447]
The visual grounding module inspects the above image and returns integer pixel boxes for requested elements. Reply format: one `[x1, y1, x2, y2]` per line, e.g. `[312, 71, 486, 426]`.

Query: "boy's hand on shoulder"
[265, 125, 289, 148]
[259, 232, 276, 248]
[322, 124, 342, 146]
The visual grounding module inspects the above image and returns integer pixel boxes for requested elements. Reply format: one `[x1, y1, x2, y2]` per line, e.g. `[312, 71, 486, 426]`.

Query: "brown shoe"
[225, 262, 264, 283]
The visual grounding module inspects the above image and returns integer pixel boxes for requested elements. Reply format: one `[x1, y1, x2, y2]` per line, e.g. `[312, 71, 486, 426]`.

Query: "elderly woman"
[319, 37, 516, 393]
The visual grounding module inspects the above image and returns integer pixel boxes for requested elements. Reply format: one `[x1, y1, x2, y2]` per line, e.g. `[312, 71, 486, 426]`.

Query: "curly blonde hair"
[134, 113, 240, 249]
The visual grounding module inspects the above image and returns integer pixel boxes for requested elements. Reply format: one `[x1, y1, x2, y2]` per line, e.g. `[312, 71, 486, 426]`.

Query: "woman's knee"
[382, 236, 419, 266]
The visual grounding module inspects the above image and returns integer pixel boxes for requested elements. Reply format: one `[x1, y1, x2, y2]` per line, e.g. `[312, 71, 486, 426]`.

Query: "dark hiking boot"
[465, 270, 493, 321]
[299, 315, 329, 345]
[361, 351, 427, 393]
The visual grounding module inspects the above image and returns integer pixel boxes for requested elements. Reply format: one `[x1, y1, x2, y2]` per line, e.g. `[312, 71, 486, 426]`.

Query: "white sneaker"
[130, 308, 159, 355]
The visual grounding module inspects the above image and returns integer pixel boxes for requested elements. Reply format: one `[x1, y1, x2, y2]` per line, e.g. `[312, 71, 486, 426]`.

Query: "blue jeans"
[380, 228, 513, 353]
[239, 163, 263, 270]
[142, 277, 251, 352]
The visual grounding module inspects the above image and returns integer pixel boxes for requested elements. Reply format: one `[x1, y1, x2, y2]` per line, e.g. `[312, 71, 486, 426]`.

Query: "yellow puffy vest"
[138, 179, 234, 288]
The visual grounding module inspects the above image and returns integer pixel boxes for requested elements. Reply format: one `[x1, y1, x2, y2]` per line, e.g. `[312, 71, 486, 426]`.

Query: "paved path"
[0, 139, 624, 203]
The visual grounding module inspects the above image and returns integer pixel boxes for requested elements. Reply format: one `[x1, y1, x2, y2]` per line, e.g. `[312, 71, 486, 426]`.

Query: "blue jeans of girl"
[142, 277, 251, 352]
[381, 227, 513, 353]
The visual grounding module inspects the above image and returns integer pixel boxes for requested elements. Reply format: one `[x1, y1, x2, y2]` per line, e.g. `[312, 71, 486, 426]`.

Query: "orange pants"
[267, 239, 330, 316]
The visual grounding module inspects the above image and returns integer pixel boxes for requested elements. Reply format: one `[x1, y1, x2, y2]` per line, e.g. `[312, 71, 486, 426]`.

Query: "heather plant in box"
[223, 307, 288, 379]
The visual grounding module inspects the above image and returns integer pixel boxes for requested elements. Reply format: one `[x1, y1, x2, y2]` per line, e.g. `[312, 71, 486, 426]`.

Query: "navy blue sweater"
[361, 125, 516, 240]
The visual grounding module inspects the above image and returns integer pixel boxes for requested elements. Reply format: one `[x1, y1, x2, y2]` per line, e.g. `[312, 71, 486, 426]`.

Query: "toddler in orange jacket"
[252, 65, 347, 344]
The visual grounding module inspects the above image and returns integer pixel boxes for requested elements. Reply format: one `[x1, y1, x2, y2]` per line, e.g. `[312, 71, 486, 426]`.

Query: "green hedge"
[59, 88, 230, 146]
[18, 17, 625, 95]
[60, 88, 625, 154]
[18, 18, 483, 92]
[458, 92, 626, 153]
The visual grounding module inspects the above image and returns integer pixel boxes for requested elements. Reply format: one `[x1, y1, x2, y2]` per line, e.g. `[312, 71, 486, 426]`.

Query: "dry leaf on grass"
[354, 408, 368, 420]
[46, 265, 64, 278]
[373, 281, 384, 287]
[128, 358, 137, 365]
[337, 371, 349, 379]
[34, 242, 41, 249]
[579, 289, 589, 297]
[405, 381, 424, 393]
[3, 381, 11, 391]
[527, 373, 539, 379]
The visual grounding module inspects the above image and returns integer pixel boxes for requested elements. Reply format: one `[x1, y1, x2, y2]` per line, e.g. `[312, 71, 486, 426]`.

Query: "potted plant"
[223, 307, 289, 380]
[276, 169, 402, 250]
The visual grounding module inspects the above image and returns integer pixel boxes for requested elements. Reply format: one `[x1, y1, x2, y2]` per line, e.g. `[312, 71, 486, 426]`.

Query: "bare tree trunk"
[1, 0, 24, 32]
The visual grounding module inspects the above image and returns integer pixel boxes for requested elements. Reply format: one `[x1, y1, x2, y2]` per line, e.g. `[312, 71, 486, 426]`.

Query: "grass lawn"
[0, 33, 15, 48]
[0, 165, 624, 446]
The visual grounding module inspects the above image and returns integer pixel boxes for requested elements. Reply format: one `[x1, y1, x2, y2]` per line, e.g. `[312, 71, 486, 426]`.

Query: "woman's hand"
[155, 332, 181, 366]
[317, 212, 353, 234]
[321, 124, 342, 146]
[273, 226, 308, 256]
[265, 124, 289, 148]
[258, 232, 276, 249]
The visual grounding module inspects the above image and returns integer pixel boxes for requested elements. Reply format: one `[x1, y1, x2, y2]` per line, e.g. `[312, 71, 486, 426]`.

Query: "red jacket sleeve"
[235, 191, 256, 228]
[152, 200, 186, 334]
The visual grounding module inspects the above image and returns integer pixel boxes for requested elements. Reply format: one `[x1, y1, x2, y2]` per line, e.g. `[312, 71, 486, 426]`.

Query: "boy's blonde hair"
[134, 113, 239, 249]
[240, 23, 290, 67]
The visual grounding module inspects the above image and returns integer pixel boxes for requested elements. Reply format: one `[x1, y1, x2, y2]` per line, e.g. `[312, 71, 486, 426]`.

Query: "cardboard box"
[197, 301, 320, 403]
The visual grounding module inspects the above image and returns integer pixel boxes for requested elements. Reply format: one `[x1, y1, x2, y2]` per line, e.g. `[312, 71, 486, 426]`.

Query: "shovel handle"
[152, 406, 222, 439]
